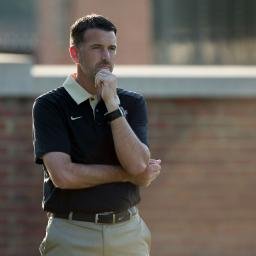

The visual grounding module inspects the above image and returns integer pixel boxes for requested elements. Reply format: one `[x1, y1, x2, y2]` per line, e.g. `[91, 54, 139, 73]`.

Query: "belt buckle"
[95, 212, 116, 224]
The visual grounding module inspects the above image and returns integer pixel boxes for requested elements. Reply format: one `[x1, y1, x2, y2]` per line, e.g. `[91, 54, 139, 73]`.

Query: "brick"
[2, 97, 256, 256]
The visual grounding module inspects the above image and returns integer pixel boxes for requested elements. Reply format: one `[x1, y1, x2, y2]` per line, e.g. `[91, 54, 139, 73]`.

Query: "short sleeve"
[32, 97, 70, 164]
[125, 95, 148, 146]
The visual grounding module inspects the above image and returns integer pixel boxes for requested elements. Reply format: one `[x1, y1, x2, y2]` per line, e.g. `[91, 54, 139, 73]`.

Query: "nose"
[101, 49, 110, 61]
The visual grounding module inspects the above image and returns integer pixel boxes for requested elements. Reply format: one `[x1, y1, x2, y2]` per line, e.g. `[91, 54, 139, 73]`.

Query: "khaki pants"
[39, 211, 151, 256]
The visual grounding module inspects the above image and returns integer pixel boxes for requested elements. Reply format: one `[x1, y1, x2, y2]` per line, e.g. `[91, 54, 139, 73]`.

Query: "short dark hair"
[70, 14, 117, 47]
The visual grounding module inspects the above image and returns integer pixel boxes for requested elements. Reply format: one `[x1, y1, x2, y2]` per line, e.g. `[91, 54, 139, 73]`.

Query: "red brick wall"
[142, 98, 256, 256]
[1, 97, 256, 256]
[0, 98, 45, 255]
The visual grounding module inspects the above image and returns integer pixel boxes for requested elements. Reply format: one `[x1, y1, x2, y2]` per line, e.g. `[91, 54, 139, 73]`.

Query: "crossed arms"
[42, 70, 161, 189]
[43, 115, 161, 189]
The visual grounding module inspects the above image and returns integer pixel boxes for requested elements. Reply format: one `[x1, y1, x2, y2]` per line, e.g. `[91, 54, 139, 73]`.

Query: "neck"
[75, 66, 97, 95]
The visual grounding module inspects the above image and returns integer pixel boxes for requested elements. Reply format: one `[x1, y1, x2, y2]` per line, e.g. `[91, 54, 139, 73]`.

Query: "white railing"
[1, 54, 256, 98]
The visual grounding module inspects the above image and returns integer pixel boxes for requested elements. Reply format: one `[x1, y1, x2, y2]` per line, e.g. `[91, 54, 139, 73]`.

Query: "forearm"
[95, 70, 150, 175]
[44, 154, 128, 189]
[107, 103, 150, 175]
[43, 152, 152, 190]
[66, 163, 129, 189]
[61, 161, 162, 189]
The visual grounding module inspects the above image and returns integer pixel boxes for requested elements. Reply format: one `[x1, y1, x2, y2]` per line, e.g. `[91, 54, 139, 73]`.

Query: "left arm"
[106, 100, 150, 175]
[96, 69, 150, 175]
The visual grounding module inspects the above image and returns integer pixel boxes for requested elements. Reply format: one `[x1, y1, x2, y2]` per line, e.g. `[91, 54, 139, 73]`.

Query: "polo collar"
[63, 74, 95, 105]
[63, 73, 120, 106]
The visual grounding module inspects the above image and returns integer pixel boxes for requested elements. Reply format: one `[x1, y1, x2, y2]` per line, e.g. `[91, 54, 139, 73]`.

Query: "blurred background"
[2, 0, 256, 65]
[1, 0, 256, 255]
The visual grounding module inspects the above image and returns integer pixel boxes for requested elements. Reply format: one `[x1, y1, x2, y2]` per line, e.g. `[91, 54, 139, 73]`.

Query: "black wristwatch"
[105, 107, 126, 122]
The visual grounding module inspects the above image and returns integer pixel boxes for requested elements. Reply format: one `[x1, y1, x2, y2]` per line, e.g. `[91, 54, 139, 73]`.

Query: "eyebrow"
[90, 43, 117, 49]
[90, 43, 102, 47]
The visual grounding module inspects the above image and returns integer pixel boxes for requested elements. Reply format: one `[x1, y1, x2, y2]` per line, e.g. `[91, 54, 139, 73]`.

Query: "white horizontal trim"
[1, 60, 256, 98]
[0, 53, 32, 64]
[32, 65, 256, 78]
[30, 65, 256, 98]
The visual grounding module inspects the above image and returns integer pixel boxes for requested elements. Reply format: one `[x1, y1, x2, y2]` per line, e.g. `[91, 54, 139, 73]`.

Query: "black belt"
[49, 207, 137, 224]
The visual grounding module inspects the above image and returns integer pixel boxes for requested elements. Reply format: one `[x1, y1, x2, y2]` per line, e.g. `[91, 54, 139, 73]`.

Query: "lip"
[98, 65, 111, 70]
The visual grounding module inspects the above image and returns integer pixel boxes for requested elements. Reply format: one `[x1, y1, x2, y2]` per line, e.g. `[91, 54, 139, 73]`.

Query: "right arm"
[43, 152, 127, 189]
[43, 152, 161, 189]
[33, 98, 160, 189]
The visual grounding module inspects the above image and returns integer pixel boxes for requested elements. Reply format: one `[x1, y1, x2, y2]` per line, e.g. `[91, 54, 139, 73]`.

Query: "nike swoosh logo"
[71, 116, 83, 120]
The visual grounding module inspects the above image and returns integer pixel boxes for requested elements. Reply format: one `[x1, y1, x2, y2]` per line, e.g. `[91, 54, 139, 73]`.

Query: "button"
[95, 109, 99, 112]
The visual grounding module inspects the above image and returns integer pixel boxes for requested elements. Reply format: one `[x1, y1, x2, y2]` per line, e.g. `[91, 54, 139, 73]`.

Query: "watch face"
[119, 107, 124, 114]
[120, 106, 127, 116]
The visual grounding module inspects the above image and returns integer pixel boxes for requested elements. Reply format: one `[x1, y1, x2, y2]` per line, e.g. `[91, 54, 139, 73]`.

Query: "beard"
[95, 60, 113, 74]
[78, 57, 114, 85]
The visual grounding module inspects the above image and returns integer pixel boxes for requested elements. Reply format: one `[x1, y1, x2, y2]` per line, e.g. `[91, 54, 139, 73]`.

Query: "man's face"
[77, 28, 117, 82]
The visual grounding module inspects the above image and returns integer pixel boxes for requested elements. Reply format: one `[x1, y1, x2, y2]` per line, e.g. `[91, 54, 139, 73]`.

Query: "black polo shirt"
[32, 75, 148, 214]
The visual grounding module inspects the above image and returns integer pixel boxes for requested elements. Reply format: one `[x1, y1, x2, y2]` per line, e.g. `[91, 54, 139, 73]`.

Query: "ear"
[69, 46, 79, 64]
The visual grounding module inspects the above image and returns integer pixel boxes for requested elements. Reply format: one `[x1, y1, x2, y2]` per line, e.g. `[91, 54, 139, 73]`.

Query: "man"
[32, 14, 161, 256]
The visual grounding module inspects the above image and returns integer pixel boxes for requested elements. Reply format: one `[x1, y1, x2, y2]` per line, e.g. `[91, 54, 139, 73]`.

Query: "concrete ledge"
[1, 54, 256, 98]
[31, 65, 256, 98]
[0, 54, 33, 96]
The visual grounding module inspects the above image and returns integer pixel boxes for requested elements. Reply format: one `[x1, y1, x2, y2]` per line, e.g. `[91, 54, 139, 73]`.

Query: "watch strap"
[105, 107, 126, 122]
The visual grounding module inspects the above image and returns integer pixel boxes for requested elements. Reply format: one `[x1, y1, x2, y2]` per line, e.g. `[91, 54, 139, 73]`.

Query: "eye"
[109, 46, 116, 51]
[91, 45, 101, 49]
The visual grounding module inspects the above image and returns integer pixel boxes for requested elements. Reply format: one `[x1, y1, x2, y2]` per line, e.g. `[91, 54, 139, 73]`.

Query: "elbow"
[51, 175, 70, 189]
[127, 147, 150, 175]
[52, 177, 70, 189]
[50, 163, 73, 189]
[127, 148, 150, 176]
[127, 162, 148, 176]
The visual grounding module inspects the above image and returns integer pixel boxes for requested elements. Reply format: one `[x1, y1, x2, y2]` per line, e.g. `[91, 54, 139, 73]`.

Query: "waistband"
[48, 207, 137, 224]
